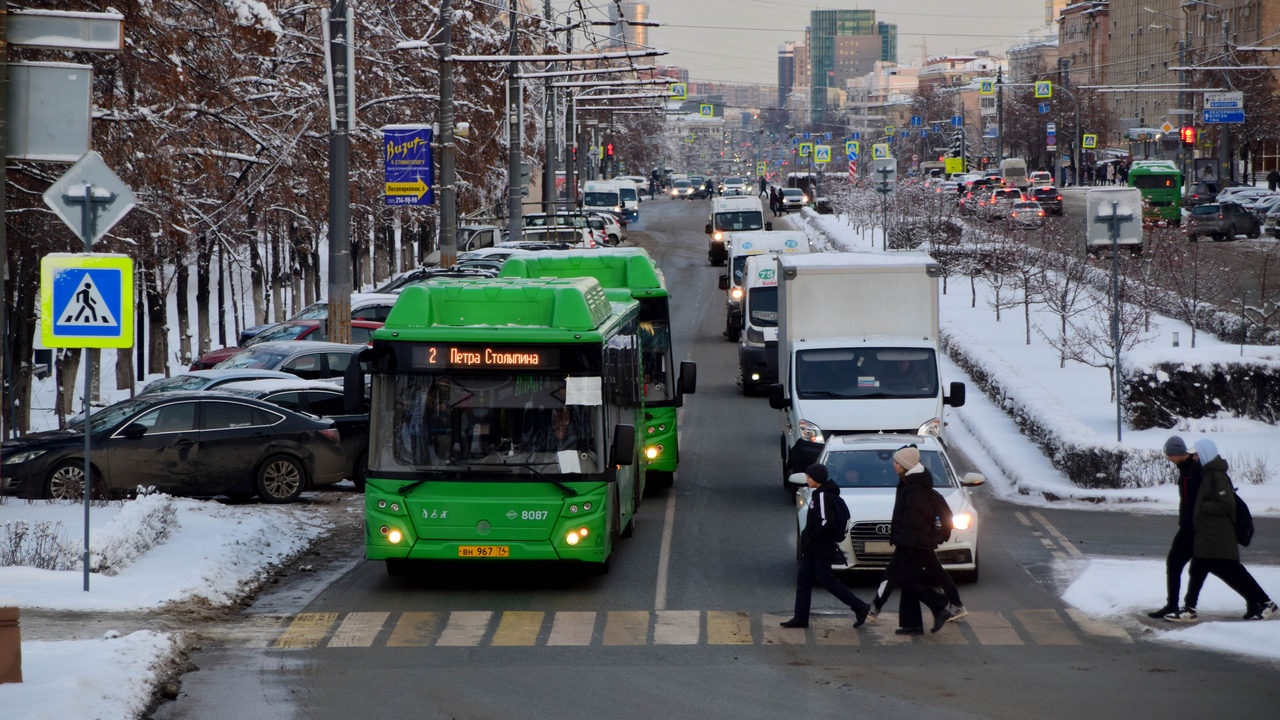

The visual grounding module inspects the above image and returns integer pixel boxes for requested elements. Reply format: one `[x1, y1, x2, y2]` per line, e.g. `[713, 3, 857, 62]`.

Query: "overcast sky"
[589, 0, 1051, 87]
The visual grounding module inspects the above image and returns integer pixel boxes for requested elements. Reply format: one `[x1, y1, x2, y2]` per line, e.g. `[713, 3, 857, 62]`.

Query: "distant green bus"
[499, 248, 697, 490]
[361, 277, 645, 574]
[1127, 160, 1182, 225]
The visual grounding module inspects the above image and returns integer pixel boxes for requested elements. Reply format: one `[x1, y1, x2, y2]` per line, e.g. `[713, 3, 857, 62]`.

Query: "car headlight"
[798, 419, 824, 444]
[729, 287, 744, 301]
[952, 511, 973, 531]
[3, 448, 47, 465]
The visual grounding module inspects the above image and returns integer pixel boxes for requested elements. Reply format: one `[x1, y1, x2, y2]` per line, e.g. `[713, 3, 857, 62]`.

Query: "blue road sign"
[851, 132, 861, 140]
[41, 253, 134, 348]
[951, 115, 963, 127]
[1203, 109, 1245, 124]
[1038, 102, 1050, 114]
[910, 116, 922, 127]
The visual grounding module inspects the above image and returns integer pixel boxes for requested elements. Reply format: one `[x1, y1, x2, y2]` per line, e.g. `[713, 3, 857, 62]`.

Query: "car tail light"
[1038, 210, 1045, 217]
[320, 428, 341, 443]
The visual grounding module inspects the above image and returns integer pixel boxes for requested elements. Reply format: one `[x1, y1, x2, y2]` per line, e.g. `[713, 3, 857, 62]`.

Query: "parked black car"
[218, 378, 371, 490]
[1, 392, 345, 502]
[1184, 202, 1262, 242]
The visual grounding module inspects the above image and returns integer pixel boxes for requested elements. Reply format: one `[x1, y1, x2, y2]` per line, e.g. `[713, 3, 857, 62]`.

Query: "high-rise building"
[607, 2, 649, 52]
[805, 9, 898, 124]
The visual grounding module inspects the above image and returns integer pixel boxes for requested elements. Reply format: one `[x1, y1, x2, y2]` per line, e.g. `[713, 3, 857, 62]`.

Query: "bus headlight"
[379, 525, 404, 544]
[645, 445, 662, 460]
[565, 527, 590, 545]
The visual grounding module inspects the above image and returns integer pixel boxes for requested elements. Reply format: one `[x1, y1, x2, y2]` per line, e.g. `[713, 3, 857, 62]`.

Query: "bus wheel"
[256, 455, 306, 503]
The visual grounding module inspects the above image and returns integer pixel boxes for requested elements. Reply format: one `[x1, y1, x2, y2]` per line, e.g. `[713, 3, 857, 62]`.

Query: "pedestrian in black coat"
[780, 463, 871, 629]
[1148, 435, 1201, 620]
[886, 446, 953, 635]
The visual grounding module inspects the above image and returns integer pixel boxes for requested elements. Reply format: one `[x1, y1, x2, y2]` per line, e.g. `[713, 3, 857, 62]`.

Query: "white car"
[615, 175, 650, 194]
[788, 434, 984, 582]
[588, 211, 626, 245]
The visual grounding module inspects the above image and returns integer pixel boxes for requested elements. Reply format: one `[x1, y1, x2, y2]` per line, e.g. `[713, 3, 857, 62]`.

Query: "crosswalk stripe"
[706, 610, 753, 645]
[966, 610, 1023, 645]
[262, 609, 1130, 649]
[328, 611, 389, 648]
[437, 610, 492, 647]
[491, 611, 545, 647]
[547, 611, 596, 646]
[272, 612, 338, 649]
[1066, 608, 1132, 643]
[654, 610, 700, 645]
[1015, 609, 1079, 645]
[603, 611, 651, 646]
[386, 611, 442, 647]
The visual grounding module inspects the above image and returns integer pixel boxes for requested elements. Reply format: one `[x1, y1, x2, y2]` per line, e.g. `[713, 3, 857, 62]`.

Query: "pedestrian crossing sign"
[41, 253, 134, 348]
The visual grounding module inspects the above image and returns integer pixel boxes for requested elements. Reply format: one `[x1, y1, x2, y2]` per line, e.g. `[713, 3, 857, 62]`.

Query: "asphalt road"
[153, 195, 1280, 720]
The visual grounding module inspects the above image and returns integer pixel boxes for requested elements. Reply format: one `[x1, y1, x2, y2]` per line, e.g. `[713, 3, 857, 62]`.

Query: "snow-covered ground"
[4, 207, 1280, 719]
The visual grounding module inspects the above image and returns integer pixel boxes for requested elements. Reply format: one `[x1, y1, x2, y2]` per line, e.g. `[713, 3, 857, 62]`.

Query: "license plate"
[863, 541, 894, 554]
[458, 545, 509, 558]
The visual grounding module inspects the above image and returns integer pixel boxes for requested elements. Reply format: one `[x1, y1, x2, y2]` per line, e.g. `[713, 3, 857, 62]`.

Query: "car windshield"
[1191, 205, 1220, 215]
[370, 373, 604, 476]
[795, 347, 938, 399]
[825, 448, 953, 489]
[747, 286, 778, 327]
[289, 302, 328, 321]
[215, 347, 291, 370]
[140, 375, 211, 394]
[715, 211, 764, 232]
[250, 323, 313, 344]
[583, 191, 618, 206]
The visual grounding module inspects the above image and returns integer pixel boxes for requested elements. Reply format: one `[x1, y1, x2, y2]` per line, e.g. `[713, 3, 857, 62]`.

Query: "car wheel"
[1248, 225, 1261, 239]
[256, 454, 307, 503]
[352, 450, 368, 492]
[46, 460, 88, 500]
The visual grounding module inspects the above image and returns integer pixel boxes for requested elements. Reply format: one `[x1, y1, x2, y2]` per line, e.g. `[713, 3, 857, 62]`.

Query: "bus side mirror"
[678, 361, 697, 396]
[945, 381, 966, 408]
[611, 424, 636, 466]
[718, 274, 729, 291]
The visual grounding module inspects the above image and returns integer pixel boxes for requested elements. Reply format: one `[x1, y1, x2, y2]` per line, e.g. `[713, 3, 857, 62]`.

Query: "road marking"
[328, 611, 389, 648]
[272, 612, 338, 649]
[654, 610, 700, 645]
[706, 610, 753, 644]
[654, 490, 677, 611]
[491, 611, 545, 646]
[1031, 511, 1083, 558]
[263, 608, 1129, 649]
[603, 610, 651, 645]
[386, 611, 441, 647]
[1015, 609, 1079, 645]
[547, 611, 596, 646]
[436, 610, 491, 647]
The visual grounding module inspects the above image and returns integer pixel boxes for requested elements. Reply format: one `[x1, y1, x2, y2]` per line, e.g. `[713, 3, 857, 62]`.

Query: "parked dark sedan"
[217, 378, 370, 490]
[1, 392, 345, 503]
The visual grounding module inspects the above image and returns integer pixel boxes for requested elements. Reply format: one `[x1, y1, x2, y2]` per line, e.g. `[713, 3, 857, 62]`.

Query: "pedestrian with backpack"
[883, 445, 957, 634]
[781, 463, 872, 629]
[1165, 439, 1277, 622]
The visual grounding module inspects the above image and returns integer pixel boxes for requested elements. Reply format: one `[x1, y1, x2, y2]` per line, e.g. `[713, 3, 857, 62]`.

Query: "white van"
[704, 195, 766, 266]
[614, 179, 641, 222]
[582, 180, 624, 221]
[717, 229, 809, 343]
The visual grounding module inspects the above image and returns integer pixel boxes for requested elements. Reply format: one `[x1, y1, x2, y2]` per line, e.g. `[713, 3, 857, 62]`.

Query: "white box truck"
[767, 252, 966, 481]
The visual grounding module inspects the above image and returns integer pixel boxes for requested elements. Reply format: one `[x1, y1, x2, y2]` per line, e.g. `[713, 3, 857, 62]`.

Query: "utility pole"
[324, 1, 353, 344]
[438, 0, 457, 268]
[996, 66, 1004, 164]
[541, 0, 556, 214]
[506, 0, 522, 243]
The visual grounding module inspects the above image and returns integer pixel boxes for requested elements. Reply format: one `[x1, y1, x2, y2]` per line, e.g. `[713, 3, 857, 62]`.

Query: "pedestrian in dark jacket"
[1169, 439, 1277, 622]
[1149, 435, 1202, 619]
[781, 463, 872, 629]
[1268, 169, 1279, 192]
[885, 446, 954, 635]
[869, 448, 966, 624]
[768, 187, 780, 216]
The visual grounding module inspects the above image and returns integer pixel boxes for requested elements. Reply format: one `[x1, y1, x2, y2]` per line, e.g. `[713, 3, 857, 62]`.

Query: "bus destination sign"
[411, 344, 560, 370]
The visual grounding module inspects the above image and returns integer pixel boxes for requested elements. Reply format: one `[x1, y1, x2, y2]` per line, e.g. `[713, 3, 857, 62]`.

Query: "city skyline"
[610, 1, 1050, 87]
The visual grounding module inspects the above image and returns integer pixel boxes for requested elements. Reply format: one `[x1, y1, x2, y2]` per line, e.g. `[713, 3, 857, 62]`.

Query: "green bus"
[1127, 160, 1182, 225]
[360, 277, 645, 574]
[498, 248, 696, 490]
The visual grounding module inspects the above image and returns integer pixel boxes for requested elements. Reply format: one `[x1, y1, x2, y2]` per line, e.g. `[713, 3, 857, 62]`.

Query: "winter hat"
[1163, 435, 1188, 456]
[1193, 439, 1219, 463]
[893, 445, 920, 469]
[805, 463, 829, 484]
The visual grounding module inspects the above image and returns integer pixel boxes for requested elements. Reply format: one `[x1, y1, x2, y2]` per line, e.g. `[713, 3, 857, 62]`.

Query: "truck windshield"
[795, 347, 938, 399]
[715, 211, 764, 232]
[747, 286, 778, 327]
[371, 373, 603, 476]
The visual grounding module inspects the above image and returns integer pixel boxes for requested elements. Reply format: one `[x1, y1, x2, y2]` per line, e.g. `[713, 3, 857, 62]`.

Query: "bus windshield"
[372, 373, 604, 476]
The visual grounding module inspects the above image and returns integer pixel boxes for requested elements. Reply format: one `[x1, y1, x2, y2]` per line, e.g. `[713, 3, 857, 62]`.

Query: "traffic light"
[606, 142, 615, 157]
[1180, 126, 1196, 145]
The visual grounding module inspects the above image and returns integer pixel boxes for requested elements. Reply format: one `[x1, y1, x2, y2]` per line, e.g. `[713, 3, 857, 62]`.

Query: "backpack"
[928, 489, 954, 545]
[1234, 491, 1255, 547]
[826, 494, 851, 544]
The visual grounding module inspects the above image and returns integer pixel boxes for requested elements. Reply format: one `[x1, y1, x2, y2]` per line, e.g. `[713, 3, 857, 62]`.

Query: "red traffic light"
[606, 142, 615, 156]
[1180, 126, 1196, 145]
